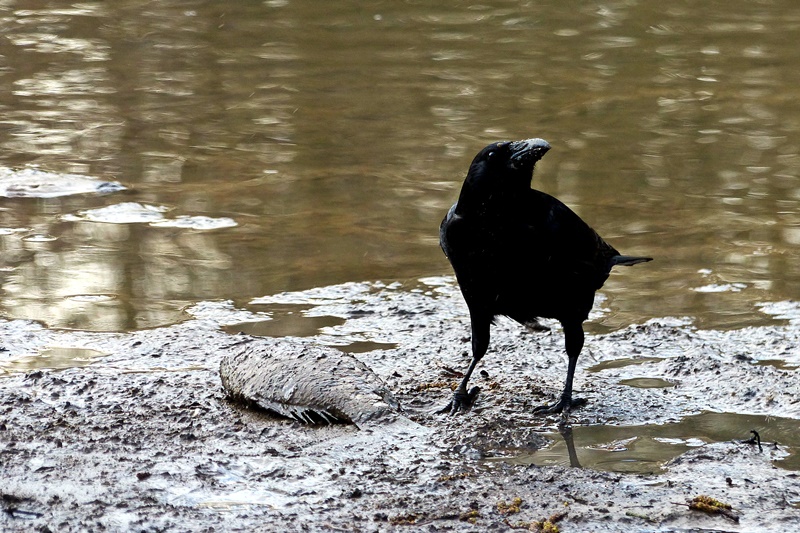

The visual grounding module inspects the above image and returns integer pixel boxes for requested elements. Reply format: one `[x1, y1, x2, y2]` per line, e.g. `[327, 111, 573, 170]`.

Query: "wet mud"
[1, 279, 799, 531]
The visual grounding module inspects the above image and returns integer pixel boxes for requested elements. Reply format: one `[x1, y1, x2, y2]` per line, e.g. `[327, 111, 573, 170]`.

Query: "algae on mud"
[1, 279, 799, 531]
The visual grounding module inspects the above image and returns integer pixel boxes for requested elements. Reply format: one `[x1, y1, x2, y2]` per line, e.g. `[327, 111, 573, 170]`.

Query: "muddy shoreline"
[1, 280, 799, 531]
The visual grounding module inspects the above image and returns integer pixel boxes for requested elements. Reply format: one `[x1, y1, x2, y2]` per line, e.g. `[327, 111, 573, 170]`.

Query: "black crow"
[439, 138, 651, 414]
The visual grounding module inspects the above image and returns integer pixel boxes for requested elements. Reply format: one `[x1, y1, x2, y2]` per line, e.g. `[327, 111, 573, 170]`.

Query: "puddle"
[225, 316, 397, 352]
[193, 300, 393, 351]
[618, 377, 675, 389]
[185, 300, 271, 327]
[224, 306, 345, 338]
[756, 359, 799, 371]
[336, 340, 398, 353]
[249, 281, 381, 307]
[492, 412, 799, 474]
[587, 357, 664, 373]
[0, 346, 107, 375]
[589, 358, 676, 389]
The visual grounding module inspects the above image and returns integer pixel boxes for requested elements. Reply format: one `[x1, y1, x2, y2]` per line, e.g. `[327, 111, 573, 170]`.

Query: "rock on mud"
[219, 336, 403, 428]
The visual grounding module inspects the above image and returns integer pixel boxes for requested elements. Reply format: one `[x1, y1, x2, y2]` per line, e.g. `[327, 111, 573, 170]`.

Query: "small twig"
[750, 429, 764, 452]
[436, 362, 464, 378]
[742, 429, 762, 452]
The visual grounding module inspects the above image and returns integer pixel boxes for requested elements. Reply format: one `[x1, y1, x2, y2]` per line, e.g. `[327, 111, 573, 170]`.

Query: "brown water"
[1, 1, 800, 332]
[495, 412, 800, 473]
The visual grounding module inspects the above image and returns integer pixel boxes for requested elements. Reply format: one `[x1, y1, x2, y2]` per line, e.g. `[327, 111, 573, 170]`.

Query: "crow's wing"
[523, 189, 619, 290]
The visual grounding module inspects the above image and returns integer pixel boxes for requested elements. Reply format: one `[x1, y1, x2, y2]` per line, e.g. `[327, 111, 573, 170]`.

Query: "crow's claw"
[437, 386, 480, 415]
[533, 395, 587, 415]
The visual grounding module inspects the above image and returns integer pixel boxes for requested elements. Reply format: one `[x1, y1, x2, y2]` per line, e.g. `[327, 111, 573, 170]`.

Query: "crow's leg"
[438, 317, 489, 414]
[533, 323, 588, 414]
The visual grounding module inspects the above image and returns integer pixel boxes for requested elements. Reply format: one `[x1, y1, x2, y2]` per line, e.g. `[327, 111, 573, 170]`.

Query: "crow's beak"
[508, 138, 551, 164]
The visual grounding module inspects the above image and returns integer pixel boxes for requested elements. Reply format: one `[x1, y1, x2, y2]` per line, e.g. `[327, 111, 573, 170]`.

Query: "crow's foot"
[437, 386, 480, 415]
[532, 395, 587, 415]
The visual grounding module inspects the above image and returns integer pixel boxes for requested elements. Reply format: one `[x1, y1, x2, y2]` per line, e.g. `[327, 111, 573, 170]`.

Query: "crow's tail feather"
[611, 255, 652, 267]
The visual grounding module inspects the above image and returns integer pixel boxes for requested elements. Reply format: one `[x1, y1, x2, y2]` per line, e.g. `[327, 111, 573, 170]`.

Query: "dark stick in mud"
[439, 138, 652, 415]
[742, 429, 763, 452]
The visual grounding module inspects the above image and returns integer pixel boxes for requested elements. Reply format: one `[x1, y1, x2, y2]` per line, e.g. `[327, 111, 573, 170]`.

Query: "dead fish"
[219, 336, 403, 429]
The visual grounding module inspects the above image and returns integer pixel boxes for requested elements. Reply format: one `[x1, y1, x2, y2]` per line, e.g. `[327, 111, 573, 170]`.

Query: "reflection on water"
[1, 1, 800, 331]
[495, 412, 799, 474]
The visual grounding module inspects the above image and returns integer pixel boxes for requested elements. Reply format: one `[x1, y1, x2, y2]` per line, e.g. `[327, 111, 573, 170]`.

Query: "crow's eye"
[487, 151, 495, 160]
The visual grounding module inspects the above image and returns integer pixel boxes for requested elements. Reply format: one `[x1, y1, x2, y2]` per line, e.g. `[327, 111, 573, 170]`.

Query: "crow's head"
[467, 138, 551, 189]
